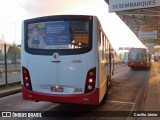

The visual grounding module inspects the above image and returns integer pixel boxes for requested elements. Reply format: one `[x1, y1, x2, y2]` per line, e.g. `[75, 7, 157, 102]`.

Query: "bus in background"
[124, 52, 129, 63]
[128, 48, 151, 70]
[21, 15, 115, 105]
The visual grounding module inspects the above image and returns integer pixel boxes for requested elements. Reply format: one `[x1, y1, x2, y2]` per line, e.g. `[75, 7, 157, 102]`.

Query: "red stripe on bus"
[22, 85, 99, 105]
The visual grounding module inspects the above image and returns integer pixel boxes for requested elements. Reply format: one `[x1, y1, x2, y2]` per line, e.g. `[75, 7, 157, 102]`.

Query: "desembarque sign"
[109, 0, 160, 12]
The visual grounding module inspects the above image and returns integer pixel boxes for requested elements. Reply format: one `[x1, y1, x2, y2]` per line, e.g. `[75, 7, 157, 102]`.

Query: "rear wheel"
[99, 91, 108, 106]
[100, 75, 112, 104]
[100, 76, 110, 106]
[0, 70, 2, 78]
[107, 75, 111, 88]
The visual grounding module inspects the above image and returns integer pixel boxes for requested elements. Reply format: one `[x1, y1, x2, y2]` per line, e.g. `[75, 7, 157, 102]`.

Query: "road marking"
[112, 72, 122, 78]
[113, 70, 129, 79]
[127, 69, 149, 120]
[107, 100, 135, 105]
[12, 72, 18, 74]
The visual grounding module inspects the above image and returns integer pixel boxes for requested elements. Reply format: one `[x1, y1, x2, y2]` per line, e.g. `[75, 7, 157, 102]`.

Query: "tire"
[107, 75, 111, 88]
[0, 72, 2, 78]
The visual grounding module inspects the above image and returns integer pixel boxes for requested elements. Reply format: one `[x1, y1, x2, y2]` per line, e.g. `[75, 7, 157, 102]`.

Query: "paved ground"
[143, 62, 160, 111]
[0, 63, 160, 120]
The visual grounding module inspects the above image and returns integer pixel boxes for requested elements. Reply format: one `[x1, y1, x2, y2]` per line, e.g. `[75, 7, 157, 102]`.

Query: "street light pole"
[11, 22, 16, 44]
[11, 22, 17, 66]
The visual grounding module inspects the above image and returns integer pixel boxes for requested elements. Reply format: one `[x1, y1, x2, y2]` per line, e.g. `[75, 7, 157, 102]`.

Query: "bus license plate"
[50, 87, 63, 92]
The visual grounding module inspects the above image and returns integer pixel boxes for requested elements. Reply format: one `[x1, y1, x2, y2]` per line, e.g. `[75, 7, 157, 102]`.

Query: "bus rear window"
[27, 21, 89, 50]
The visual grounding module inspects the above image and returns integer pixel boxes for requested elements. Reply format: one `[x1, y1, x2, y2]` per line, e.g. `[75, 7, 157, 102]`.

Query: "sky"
[0, 0, 145, 52]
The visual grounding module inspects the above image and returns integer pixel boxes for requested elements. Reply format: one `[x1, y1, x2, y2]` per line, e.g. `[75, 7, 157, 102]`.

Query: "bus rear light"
[24, 76, 29, 81]
[89, 78, 93, 83]
[25, 82, 29, 87]
[22, 66, 32, 90]
[88, 85, 92, 90]
[85, 67, 96, 94]
[23, 69, 28, 74]
[89, 71, 94, 76]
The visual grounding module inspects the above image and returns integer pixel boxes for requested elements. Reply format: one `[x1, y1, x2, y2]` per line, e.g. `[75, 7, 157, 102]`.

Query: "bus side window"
[98, 29, 101, 45]
[102, 33, 105, 60]
[106, 39, 109, 62]
[98, 29, 104, 61]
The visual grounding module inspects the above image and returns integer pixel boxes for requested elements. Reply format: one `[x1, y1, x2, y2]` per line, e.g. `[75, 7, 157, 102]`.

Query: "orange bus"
[128, 48, 151, 70]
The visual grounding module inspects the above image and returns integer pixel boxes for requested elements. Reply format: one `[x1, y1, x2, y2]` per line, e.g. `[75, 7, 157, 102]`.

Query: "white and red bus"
[128, 48, 151, 70]
[21, 15, 115, 105]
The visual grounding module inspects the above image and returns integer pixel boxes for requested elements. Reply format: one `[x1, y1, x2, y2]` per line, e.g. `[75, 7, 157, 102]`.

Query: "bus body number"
[74, 88, 82, 92]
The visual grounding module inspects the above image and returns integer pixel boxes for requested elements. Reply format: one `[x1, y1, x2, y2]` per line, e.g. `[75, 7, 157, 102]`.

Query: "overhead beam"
[117, 11, 160, 16]
[119, 15, 160, 26]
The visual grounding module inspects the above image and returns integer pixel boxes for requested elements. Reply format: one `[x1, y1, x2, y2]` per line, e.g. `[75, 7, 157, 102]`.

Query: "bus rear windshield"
[27, 21, 89, 50]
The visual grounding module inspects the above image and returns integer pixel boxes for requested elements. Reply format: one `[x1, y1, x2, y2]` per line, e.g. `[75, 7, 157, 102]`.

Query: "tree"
[7, 43, 21, 64]
[7, 43, 21, 56]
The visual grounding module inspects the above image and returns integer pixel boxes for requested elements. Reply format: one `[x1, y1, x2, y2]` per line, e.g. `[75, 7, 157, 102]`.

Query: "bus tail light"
[85, 67, 96, 94]
[22, 66, 32, 90]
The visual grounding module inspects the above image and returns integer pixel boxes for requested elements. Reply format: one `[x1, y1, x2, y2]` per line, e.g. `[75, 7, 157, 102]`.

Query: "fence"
[0, 44, 21, 86]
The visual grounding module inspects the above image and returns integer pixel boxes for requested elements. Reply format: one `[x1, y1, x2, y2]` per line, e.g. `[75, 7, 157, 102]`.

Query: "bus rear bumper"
[128, 62, 147, 67]
[22, 86, 99, 105]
